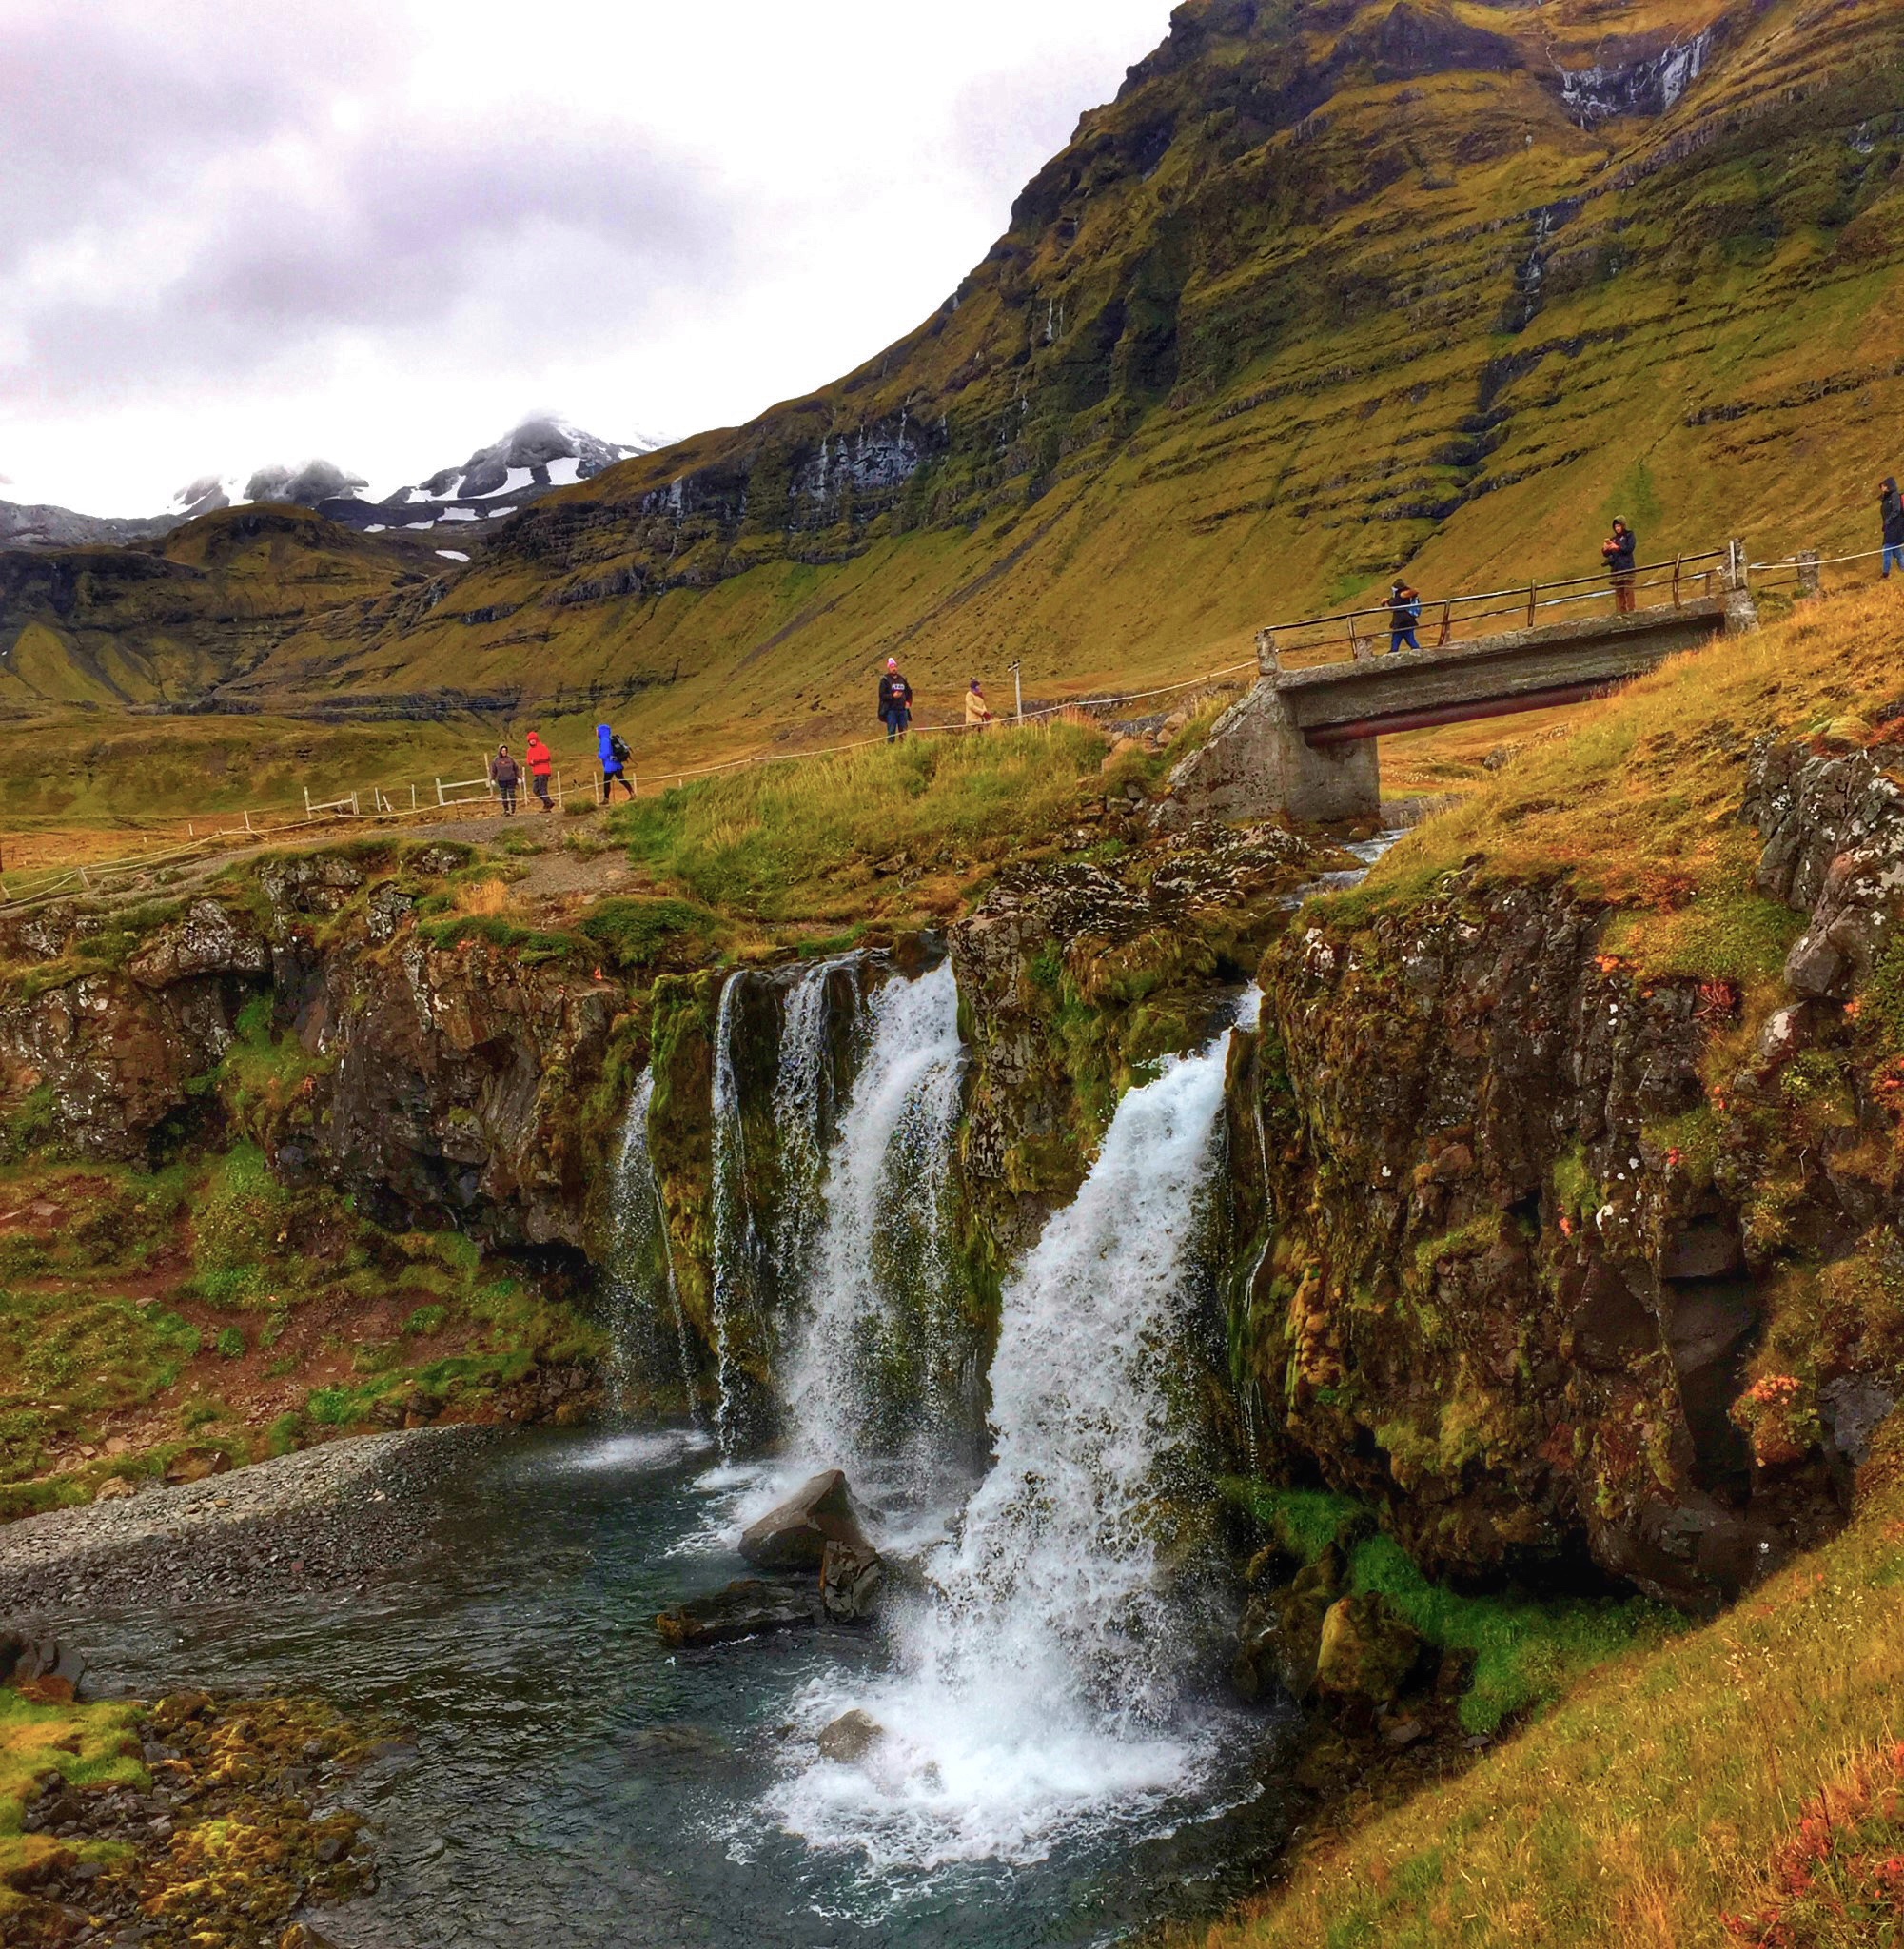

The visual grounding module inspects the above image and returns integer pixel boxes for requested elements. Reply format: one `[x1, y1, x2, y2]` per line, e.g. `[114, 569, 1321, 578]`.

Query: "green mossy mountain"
[6, 0, 1902, 770]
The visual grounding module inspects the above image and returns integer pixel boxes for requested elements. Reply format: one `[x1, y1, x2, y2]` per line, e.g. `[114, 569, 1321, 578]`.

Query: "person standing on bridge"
[1880, 478, 1904, 579]
[878, 659, 913, 742]
[1602, 518, 1638, 614]
[1385, 579, 1423, 653]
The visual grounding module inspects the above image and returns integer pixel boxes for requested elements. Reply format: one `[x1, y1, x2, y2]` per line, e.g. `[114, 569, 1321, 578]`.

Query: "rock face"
[654, 1579, 821, 1648]
[0, 848, 629, 1246]
[1314, 1593, 1423, 1707]
[738, 1470, 870, 1572]
[1233, 1547, 1345, 1703]
[1239, 734, 1904, 1609]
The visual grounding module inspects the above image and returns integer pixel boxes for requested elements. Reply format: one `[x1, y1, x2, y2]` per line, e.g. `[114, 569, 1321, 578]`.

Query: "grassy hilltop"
[5, 0, 1904, 811]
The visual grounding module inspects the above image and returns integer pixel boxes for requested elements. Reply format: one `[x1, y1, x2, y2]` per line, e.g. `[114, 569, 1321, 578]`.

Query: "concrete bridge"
[1168, 545, 1756, 824]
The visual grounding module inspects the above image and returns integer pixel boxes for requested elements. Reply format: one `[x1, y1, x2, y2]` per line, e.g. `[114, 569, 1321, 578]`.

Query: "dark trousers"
[1390, 627, 1420, 653]
[533, 773, 553, 808]
[602, 767, 633, 802]
[883, 710, 908, 742]
[499, 783, 518, 814]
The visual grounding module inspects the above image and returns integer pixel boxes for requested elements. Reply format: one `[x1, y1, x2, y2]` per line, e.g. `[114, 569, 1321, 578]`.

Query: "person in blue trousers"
[1881, 478, 1904, 579]
[598, 723, 634, 801]
[1386, 579, 1423, 653]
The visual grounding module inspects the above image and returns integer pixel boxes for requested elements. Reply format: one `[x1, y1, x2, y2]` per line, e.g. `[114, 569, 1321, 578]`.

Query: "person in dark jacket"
[1602, 519, 1638, 613]
[878, 659, 913, 741]
[1385, 579, 1423, 653]
[490, 744, 520, 816]
[598, 723, 634, 802]
[1880, 479, 1904, 579]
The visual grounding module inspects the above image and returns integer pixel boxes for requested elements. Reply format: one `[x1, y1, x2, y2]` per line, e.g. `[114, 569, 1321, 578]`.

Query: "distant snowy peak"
[167, 460, 368, 522]
[384, 418, 660, 510]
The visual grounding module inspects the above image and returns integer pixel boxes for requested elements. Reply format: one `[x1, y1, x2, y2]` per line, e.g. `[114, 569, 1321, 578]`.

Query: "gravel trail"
[0, 1427, 496, 1623]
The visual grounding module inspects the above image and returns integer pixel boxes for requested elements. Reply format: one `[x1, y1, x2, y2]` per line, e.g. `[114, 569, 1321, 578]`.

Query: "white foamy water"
[604, 1068, 697, 1418]
[781, 962, 966, 1489]
[767, 1014, 1246, 1872]
[772, 955, 862, 1282]
[710, 973, 758, 1455]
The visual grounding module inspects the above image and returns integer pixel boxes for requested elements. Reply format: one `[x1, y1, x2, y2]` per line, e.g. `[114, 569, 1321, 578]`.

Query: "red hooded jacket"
[525, 733, 553, 777]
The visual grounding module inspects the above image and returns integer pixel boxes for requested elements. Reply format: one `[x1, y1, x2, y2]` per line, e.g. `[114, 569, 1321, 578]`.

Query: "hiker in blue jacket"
[599, 723, 635, 802]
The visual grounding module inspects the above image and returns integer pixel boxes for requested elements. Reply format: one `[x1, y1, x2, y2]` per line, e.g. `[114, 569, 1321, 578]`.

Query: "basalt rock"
[738, 1470, 871, 1572]
[655, 1579, 822, 1648]
[1233, 1545, 1345, 1703]
[816, 1708, 886, 1763]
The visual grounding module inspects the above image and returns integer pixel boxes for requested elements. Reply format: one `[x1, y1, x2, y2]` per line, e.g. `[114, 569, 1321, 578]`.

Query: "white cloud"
[0, 0, 1171, 514]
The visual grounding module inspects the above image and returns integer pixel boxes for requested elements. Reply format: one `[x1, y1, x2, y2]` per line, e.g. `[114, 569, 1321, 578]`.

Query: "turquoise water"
[54, 1429, 1295, 1949]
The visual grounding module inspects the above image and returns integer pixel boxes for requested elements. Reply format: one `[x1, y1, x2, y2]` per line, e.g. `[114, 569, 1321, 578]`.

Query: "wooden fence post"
[1527, 582, 1538, 628]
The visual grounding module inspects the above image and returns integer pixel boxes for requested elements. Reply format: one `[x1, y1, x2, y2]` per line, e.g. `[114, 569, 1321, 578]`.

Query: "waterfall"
[772, 955, 861, 1284]
[769, 1003, 1249, 1872]
[710, 973, 762, 1456]
[604, 1069, 697, 1420]
[781, 962, 966, 1489]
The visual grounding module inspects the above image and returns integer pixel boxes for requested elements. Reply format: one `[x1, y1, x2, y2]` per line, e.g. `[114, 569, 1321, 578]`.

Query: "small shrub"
[215, 1327, 246, 1359]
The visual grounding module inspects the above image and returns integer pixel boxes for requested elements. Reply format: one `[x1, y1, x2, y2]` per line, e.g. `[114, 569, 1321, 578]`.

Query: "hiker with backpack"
[1386, 579, 1423, 653]
[599, 723, 635, 801]
[524, 731, 555, 811]
[490, 744, 520, 816]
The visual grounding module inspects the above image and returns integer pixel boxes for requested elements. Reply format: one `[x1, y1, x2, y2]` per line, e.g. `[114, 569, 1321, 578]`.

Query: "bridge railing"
[1258, 547, 1736, 671]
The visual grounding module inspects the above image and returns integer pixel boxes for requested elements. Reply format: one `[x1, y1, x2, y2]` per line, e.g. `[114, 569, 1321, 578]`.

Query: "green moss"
[1349, 1534, 1679, 1734]
[416, 915, 583, 964]
[214, 1327, 245, 1358]
[578, 896, 719, 972]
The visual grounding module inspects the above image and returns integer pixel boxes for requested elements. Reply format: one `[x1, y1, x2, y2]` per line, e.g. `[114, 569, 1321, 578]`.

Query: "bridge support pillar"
[1162, 680, 1381, 827]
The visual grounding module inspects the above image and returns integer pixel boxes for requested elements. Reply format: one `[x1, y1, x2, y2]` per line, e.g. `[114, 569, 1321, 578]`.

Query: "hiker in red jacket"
[524, 732, 555, 811]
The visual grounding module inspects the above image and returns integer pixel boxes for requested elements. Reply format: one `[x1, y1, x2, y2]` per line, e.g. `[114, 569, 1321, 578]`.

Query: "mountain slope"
[9, 0, 1904, 764]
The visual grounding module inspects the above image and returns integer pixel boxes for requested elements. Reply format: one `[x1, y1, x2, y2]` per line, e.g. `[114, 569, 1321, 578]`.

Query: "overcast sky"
[0, 0, 1173, 515]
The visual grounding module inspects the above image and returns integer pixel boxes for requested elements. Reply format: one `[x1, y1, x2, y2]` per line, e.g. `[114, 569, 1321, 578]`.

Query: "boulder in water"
[819, 1540, 886, 1623]
[655, 1579, 820, 1649]
[816, 1708, 885, 1763]
[738, 1469, 870, 1572]
[1314, 1592, 1423, 1707]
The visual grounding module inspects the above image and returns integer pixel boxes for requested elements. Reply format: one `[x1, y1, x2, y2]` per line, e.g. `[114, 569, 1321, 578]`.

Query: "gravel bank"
[0, 1427, 496, 1623]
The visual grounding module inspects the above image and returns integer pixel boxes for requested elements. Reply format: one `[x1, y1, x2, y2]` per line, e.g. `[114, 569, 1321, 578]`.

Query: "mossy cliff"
[1234, 595, 1904, 1610]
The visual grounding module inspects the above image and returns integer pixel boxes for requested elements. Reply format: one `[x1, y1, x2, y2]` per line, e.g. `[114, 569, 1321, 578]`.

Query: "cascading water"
[710, 972, 762, 1456]
[768, 1001, 1252, 1874]
[604, 1067, 697, 1418]
[772, 955, 862, 1285]
[780, 961, 967, 1492]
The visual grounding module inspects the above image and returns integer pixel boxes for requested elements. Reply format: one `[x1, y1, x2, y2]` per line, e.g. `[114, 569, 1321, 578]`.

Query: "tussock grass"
[1186, 1427, 1904, 1949]
[611, 719, 1111, 922]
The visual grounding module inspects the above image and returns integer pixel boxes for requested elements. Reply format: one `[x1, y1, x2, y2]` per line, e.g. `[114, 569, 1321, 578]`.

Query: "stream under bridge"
[1170, 542, 1757, 823]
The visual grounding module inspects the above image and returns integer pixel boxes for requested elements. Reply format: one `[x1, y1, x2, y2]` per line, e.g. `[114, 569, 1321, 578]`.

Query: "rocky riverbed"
[0, 1428, 490, 1624]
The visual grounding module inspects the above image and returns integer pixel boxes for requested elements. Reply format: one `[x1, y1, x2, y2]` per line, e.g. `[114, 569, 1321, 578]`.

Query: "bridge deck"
[1272, 597, 1731, 743]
